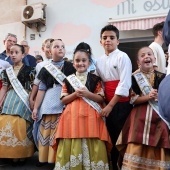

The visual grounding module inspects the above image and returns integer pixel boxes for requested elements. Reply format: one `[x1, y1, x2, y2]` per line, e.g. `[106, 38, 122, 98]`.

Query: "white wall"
[26, 0, 170, 59]
[0, 0, 25, 53]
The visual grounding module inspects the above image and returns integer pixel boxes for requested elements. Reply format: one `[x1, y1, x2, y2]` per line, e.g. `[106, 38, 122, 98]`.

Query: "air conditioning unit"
[21, 2, 46, 27]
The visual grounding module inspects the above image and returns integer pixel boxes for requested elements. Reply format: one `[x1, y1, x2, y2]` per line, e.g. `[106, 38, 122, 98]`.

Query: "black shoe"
[11, 161, 18, 167]
[19, 158, 27, 166]
[36, 162, 47, 167]
[11, 159, 19, 167]
[0, 158, 9, 166]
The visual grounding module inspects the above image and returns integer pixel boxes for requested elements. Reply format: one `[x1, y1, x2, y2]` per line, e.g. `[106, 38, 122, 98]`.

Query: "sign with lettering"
[115, 0, 170, 18]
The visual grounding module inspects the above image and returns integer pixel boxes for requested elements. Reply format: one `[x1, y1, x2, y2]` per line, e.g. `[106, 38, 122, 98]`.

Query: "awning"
[108, 14, 166, 31]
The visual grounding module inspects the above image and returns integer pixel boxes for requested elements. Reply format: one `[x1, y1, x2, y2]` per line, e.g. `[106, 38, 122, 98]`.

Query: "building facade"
[0, 0, 169, 70]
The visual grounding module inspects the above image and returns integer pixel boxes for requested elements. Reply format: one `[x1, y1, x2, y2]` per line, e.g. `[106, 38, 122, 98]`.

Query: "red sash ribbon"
[105, 80, 129, 102]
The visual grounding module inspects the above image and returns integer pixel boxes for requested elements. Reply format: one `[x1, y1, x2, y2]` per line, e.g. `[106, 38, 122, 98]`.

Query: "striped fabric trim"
[41, 118, 59, 130]
[142, 105, 152, 145]
[38, 116, 60, 146]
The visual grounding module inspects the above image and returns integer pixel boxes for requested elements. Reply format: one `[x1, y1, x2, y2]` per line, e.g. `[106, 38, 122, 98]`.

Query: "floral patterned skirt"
[0, 115, 34, 158]
[54, 138, 109, 170]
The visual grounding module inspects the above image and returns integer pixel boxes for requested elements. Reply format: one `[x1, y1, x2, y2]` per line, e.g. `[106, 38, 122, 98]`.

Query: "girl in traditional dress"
[53, 42, 112, 170]
[0, 44, 35, 166]
[116, 47, 170, 170]
[32, 39, 75, 167]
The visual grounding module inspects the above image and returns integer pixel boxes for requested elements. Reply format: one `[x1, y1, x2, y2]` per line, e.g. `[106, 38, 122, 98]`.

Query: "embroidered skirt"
[121, 143, 170, 170]
[0, 115, 34, 158]
[38, 114, 60, 163]
[54, 138, 109, 170]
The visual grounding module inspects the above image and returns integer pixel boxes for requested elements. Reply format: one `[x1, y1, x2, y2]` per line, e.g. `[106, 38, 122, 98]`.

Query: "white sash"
[133, 72, 170, 129]
[6, 66, 31, 112]
[44, 63, 66, 85]
[67, 74, 102, 113]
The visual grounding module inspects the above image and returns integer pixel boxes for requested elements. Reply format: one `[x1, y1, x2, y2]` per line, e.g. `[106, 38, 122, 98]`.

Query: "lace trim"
[54, 139, 109, 170]
[123, 153, 170, 169]
[0, 122, 32, 147]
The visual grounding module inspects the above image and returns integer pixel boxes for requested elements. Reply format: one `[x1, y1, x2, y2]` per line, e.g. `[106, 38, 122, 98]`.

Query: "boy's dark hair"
[73, 42, 92, 62]
[12, 44, 25, 54]
[35, 55, 43, 61]
[152, 21, 164, 37]
[100, 25, 119, 39]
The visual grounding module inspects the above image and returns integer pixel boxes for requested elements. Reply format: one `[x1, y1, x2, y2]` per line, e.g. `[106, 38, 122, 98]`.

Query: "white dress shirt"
[96, 49, 132, 97]
[149, 42, 166, 74]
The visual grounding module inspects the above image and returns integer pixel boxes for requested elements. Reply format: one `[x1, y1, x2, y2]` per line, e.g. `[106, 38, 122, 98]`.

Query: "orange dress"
[53, 73, 112, 169]
[54, 81, 112, 152]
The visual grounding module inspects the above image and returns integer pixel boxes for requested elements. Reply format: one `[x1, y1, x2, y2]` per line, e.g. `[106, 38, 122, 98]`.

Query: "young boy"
[96, 25, 132, 170]
[149, 21, 165, 73]
[29, 38, 53, 110]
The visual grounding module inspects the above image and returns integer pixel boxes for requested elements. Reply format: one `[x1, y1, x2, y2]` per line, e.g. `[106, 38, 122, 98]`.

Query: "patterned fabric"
[1, 64, 35, 90]
[131, 70, 165, 96]
[54, 82, 111, 145]
[76, 71, 88, 85]
[54, 138, 109, 170]
[38, 114, 60, 163]
[33, 60, 76, 161]
[121, 143, 170, 170]
[117, 104, 170, 148]
[116, 69, 170, 169]
[65, 72, 102, 95]
[33, 84, 64, 148]
[1, 90, 33, 139]
[0, 115, 34, 158]
[37, 85, 64, 118]
[38, 61, 76, 89]
[53, 74, 112, 169]
[1, 65, 35, 140]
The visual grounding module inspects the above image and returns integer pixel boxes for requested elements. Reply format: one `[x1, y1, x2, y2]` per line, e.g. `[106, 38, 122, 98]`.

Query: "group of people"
[0, 21, 170, 170]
